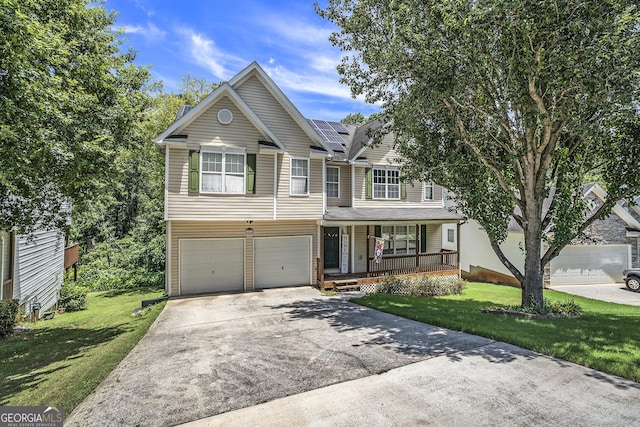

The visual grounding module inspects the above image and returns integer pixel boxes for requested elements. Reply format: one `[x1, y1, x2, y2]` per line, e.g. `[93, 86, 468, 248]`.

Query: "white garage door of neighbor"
[550, 244, 630, 285]
[180, 239, 244, 295]
[254, 236, 311, 288]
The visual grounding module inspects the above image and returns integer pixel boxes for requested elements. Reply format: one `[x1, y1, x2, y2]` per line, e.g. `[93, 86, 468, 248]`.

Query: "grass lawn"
[0, 287, 165, 414]
[353, 282, 640, 382]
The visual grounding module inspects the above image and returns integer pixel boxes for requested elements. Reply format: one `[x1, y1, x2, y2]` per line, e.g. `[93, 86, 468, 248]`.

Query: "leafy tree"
[319, 0, 640, 308]
[341, 112, 367, 125]
[0, 0, 150, 233]
[72, 74, 217, 290]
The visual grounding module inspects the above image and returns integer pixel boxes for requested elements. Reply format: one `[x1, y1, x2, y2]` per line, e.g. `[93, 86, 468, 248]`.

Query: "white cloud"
[175, 27, 245, 81]
[263, 63, 353, 100]
[123, 22, 166, 41]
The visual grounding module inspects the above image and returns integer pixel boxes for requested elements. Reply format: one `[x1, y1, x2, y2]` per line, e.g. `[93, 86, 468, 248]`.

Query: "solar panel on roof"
[328, 121, 349, 134]
[308, 119, 347, 152]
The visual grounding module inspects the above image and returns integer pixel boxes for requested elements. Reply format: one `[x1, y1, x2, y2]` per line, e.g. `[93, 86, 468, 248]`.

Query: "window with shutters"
[290, 158, 309, 196]
[201, 150, 245, 194]
[326, 166, 339, 198]
[373, 166, 400, 199]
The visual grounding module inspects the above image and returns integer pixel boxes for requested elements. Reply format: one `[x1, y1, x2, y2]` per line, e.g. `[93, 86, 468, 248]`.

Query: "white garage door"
[550, 245, 630, 285]
[180, 239, 244, 295]
[254, 236, 311, 288]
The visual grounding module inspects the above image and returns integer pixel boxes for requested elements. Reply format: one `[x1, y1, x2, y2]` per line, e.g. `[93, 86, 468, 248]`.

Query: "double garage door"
[180, 236, 311, 295]
[550, 244, 630, 285]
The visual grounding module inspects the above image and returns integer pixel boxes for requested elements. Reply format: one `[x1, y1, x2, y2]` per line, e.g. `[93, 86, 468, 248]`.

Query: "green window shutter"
[374, 225, 381, 237]
[420, 225, 427, 253]
[246, 153, 256, 194]
[400, 181, 407, 200]
[365, 168, 372, 199]
[188, 150, 199, 194]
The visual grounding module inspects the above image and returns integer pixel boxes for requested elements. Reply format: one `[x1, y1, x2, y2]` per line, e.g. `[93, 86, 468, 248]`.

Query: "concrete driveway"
[551, 283, 640, 306]
[67, 287, 640, 426]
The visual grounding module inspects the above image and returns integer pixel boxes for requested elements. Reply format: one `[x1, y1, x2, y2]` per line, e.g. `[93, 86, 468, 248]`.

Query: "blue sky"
[104, 0, 379, 121]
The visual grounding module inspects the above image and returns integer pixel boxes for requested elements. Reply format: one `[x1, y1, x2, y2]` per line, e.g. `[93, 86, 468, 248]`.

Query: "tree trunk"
[521, 215, 544, 308]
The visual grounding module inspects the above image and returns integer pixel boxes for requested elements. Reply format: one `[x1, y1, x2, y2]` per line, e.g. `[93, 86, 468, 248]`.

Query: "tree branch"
[489, 238, 524, 284]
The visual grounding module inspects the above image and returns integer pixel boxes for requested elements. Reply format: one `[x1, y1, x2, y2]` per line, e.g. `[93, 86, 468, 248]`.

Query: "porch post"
[415, 224, 420, 273]
[319, 226, 325, 284]
[457, 222, 461, 277]
[366, 225, 370, 277]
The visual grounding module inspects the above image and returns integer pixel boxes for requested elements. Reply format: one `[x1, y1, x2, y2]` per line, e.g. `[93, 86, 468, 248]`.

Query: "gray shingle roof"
[324, 206, 462, 222]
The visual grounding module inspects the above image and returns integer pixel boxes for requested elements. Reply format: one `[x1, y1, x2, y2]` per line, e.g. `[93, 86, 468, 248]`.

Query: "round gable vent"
[217, 108, 233, 125]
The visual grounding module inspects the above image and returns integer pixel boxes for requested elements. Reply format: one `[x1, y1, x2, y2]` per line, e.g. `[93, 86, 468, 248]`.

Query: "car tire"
[626, 277, 640, 292]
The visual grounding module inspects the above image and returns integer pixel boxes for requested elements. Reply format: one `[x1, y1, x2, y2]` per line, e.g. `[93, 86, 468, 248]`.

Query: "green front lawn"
[0, 288, 165, 414]
[354, 282, 640, 382]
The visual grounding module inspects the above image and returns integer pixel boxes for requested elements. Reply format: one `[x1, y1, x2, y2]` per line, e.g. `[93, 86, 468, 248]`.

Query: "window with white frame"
[290, 158, 309, 195]
[373, 166, 400, 199]
[326, 166, 339, 198]
[380, 225, 416, 255]
[424, 181, 434, 200]
[201, 150, 245, 194]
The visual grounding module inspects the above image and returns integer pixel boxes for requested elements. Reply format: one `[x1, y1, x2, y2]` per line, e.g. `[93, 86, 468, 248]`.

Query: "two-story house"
[155, 62, 462, 296]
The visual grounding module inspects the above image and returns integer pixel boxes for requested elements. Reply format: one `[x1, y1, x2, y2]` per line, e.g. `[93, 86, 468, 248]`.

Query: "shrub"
[0, 299, 19, 339]
[375, 276, 466, 297]
[59, 285, 88, 312]
[501, 298, 583, 317]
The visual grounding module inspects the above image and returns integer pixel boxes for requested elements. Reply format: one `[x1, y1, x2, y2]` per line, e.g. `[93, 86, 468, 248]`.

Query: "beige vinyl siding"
[327, 164, 351, 207]
[276, 155, 323, 219]
[235, 74, 324, 218]
[170, 220, 318, 295]
[354, 225, 368, 273]
[182, 96, 264, 147]
[353, 168, 445, 209]
[167, 147, 276, 220]
[425, 224, 442, 253]
[235, 75, 314, 158]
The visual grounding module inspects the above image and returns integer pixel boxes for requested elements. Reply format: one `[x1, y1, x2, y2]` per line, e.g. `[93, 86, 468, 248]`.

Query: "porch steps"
[331, 279, 360, 292]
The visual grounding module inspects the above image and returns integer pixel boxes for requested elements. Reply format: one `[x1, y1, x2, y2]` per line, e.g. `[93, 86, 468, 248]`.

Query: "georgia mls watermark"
[0, 406, 63, 427]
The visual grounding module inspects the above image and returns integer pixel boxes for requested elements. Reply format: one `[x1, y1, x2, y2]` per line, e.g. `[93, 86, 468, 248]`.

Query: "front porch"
[317, 254, 460, 291]
[316, 221, 461, 292]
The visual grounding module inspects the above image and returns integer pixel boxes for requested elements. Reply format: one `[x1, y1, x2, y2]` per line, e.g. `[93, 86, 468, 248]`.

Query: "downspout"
[164, 146, 169, 221]
[166, 221, 171, 296]
[351, 163, 355, 207]
[322, 157, 327, 214]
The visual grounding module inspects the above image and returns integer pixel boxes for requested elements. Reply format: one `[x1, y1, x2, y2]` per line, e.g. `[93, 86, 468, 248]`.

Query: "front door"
[324, 227, 340, 270]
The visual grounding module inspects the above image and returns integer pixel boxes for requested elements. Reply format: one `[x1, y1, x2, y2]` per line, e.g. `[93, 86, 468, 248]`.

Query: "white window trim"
[326, 166, 340, 199]
[373, 165, 400, 200]
[200, 147, 246, 194]
[424, 181, 434, 201]
[290, 157, 310, 196]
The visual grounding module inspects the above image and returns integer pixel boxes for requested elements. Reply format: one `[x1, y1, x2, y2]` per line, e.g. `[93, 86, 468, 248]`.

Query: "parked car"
[623, 269, 640, 292]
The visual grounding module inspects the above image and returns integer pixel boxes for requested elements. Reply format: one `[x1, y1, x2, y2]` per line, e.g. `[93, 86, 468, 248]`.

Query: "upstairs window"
[326, 166, 339, 198]
[373, 166, 400, 199]
[201, 151, 245, 194]
[290, 158, 309, 195]
[424, 181, 434, 200]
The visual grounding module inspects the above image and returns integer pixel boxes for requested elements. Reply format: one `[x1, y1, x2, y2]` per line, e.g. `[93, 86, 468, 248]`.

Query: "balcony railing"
[368, 250, 458, 277]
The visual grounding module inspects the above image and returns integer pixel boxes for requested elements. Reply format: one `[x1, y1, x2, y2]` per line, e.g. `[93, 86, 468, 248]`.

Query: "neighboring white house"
[1, 226, 68, 316]
[459, 183, 640, 286]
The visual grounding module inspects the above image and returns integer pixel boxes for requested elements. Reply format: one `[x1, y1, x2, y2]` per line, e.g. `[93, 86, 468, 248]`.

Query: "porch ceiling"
[323, 206, 463, 223]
